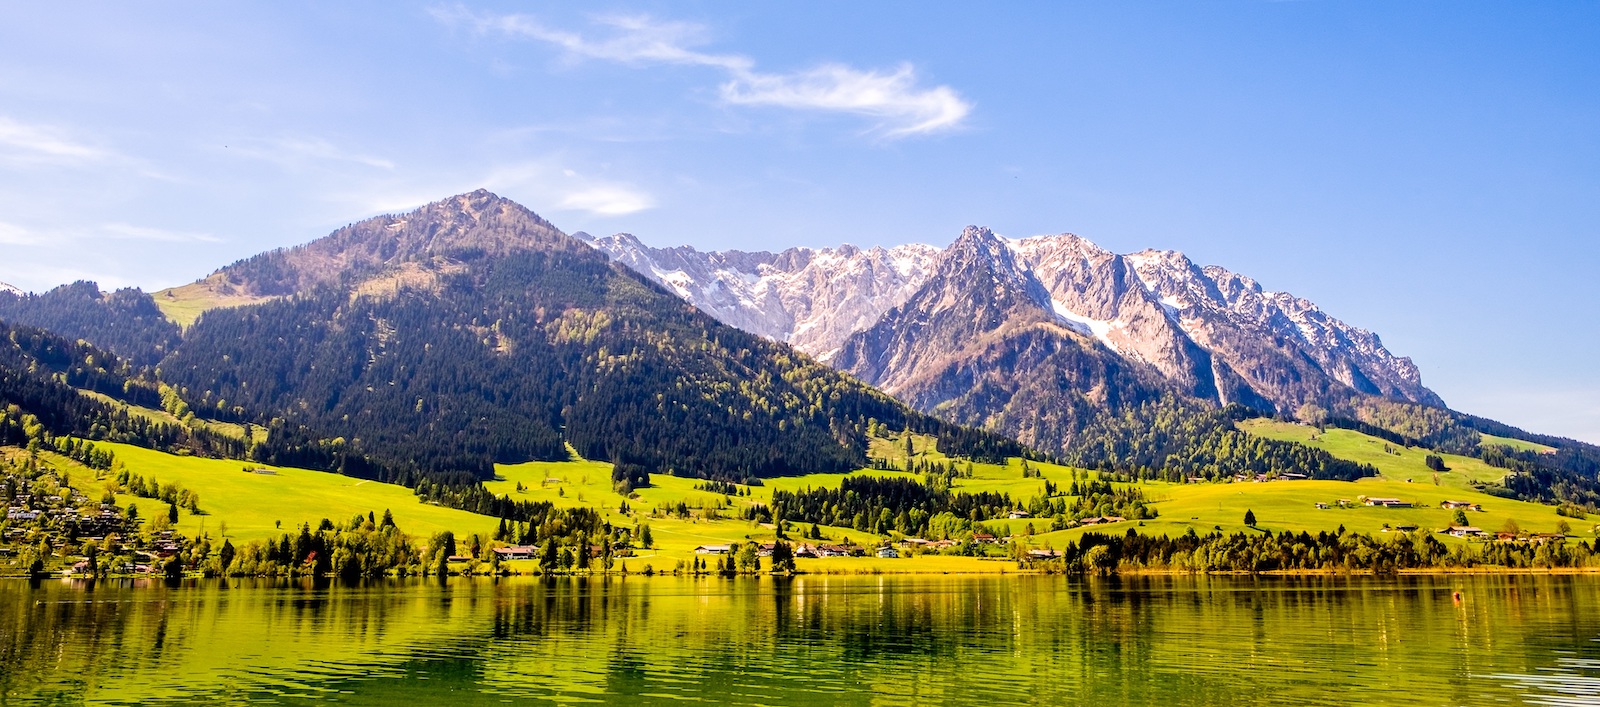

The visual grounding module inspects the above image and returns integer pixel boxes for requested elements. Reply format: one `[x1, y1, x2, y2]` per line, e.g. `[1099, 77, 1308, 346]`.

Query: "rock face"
[588, 224, 1443, 445]
[208, 189, 580, 298]
[583, 233, 938, 360]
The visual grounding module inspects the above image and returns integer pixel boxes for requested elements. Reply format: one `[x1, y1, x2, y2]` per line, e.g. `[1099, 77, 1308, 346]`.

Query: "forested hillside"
[0, 321, 245, 459]
[156, 191, 1024, 483]
[0, 282, 182, 366]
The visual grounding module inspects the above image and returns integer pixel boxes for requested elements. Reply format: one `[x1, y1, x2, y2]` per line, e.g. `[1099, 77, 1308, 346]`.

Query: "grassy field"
[92, 441, 499, 544]
[1238, 419, 1509, 487]
[151, 280, 273, 327]
[1481, 433, 1556, 454]
[29, 418, 1584, 573]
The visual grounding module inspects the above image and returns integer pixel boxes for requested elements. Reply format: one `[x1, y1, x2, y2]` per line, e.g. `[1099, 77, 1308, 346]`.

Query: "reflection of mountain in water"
[3, 576, 1599, 706]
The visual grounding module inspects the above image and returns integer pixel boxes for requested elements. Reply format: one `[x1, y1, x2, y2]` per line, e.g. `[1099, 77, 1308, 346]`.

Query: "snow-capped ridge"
[587, 222, 1441, 413]
[586, 231, 939, 357]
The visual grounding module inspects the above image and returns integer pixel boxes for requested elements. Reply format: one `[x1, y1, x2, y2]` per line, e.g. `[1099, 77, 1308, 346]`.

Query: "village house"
[1007, 510, 1031, 520]
[756, 543, 776, 558]
[793, 544, 819, 558]
[1439, 501, 1482, 511]
[492, 545, 537, 560]
[876, 546, 899, 559]
[1314, 503, 1329, 510]
[1078, 516, 1127, 526]
[693, 545, 731, 555]
[1364, 498, 1412, 508]
[1027, 549, 1062, 559]
[815, 544, 864, 557]
[1446, 526, 1486, 538]
[972, 533, 998, 544]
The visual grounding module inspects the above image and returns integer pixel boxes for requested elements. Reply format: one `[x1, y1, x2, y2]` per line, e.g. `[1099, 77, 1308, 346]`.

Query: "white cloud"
[436, 8, 971, 138]
[332, 161, 656, 219]
[557, 186, 655, 216]
[482, 161, 656, 217]
[0, 116, 111, 167]
[228, 136, 395, 171]
[101, 222, 221, 243]
[0, 220, 219, 248]
[0, 221, 44, 246]
[722, 63, 971, 138]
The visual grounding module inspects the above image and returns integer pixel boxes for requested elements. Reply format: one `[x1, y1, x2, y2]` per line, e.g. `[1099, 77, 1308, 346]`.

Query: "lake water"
[3, 574, 1600, 705]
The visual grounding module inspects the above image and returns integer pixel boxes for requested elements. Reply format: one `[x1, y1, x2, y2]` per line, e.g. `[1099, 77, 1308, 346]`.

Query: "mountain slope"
[0, 281, 183, 366]
[584, 233, 938, 359]
[831, 226, 1180, 454]
[592, 226, 1442, 417]
[157, 191, 1022, 483]
[1124, 249, 1442, 410]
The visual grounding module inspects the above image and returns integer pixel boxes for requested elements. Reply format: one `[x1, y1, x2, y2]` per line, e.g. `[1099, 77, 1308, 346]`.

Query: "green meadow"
[48, 418, 1587, 573]
[94, 441, 500, 544]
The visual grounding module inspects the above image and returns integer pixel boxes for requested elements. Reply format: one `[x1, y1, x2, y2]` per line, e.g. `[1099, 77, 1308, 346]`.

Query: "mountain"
[150, 190, 1021, 483]
[583, 232, 939, 359]
[0, 281, 183, 367]
[828, 226, 1178, 454]
[592, 225, 1442, 440]
[0, 282, 20, 296]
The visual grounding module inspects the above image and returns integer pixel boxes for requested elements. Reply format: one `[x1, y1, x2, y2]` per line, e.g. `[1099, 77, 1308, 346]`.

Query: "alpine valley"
[2, 190, 1600, 588]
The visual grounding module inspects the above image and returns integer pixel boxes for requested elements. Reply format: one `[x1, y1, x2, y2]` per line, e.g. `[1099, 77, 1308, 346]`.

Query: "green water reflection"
[3, 574, 1598, 705]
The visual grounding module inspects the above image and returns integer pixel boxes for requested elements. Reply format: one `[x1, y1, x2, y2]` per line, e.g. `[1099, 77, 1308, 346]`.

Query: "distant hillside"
[0, 281, 182, 366]
[0, 320, 245, 460]
[155, 191, 1024, 483]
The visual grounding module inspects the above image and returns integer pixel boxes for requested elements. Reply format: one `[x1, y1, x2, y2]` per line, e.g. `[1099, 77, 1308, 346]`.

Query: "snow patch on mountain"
[583, 232, 939, 356]
[586, 224, 1441, 411]
[0, 282, 20, 296]
[1051, 298, 1121, 352]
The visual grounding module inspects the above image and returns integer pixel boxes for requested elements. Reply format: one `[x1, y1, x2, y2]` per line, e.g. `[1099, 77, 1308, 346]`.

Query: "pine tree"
[1244, 509, 1257, 527]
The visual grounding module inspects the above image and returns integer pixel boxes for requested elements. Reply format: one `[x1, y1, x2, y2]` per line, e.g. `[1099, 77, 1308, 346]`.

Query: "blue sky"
[0, 2, 1596, 442]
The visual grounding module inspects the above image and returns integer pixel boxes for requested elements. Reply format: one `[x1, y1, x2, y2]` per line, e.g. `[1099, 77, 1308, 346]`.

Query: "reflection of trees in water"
[11, 575, 1600, 705]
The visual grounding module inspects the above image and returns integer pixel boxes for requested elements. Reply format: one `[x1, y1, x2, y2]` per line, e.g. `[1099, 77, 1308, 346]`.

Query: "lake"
[3, 574, 1599, 705]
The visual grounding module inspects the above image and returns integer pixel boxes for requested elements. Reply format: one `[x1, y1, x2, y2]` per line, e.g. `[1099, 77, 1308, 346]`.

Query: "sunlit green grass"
[94, 441, 499, 544]
[47, 420, 1588, 568]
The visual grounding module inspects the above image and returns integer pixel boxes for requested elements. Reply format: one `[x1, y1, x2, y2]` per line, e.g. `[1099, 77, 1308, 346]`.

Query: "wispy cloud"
[0, 220, 219, 247]
[101, 222, 221, 243]
[722, 63, 971, 138]
[0, 116, 112, 167]
[482, 162, 655, 217]
[434, 7, 972, 138]
[0, 221, 44, 246]
[557, 185, 655, 216]
[337, 161, 656, 219]
[228, 136, 396, 171]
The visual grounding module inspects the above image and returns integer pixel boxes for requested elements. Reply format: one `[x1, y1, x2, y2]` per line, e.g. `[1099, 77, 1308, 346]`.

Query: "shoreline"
[9, 565, 1600, 581]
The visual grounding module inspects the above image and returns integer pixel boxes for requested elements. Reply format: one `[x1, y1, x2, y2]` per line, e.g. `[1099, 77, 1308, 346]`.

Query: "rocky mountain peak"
[0, 281, 22, 297]
[203, 190, 575, 298]
[583, 232, 940, 359]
